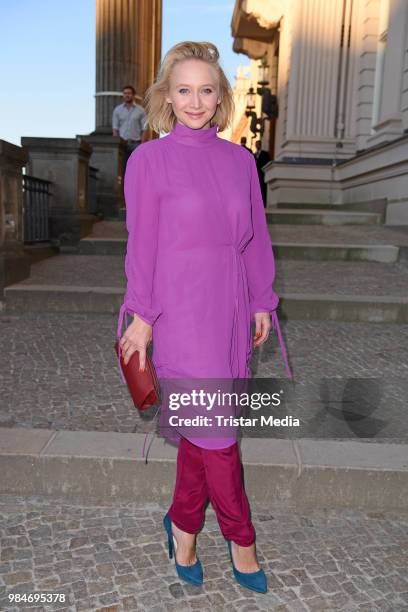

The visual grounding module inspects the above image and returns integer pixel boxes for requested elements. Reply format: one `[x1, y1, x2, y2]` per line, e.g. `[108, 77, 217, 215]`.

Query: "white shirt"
[112, 102, 147, 140]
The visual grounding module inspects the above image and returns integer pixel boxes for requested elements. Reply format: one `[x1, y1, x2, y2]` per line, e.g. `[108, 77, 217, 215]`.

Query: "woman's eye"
[178, 88, 214, 94]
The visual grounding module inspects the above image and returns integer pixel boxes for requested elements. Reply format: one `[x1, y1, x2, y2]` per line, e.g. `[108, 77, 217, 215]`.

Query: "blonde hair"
[144, 41, 235, 134]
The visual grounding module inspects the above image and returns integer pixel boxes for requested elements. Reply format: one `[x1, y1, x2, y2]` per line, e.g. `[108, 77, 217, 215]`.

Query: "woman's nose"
[191, 93, 201, 107]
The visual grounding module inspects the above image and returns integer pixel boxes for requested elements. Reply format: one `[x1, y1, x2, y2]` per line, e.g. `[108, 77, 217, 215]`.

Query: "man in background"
[254, 140, 271, 207]
[112, 85, 147, 171]
[240, 136, 252, 153]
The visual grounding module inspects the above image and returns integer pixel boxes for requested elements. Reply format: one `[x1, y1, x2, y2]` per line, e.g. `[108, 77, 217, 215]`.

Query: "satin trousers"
[168, 435, 256, 547]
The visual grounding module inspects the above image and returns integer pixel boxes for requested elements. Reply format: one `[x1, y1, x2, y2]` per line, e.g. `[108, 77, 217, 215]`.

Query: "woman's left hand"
[253, 312, 271, 348]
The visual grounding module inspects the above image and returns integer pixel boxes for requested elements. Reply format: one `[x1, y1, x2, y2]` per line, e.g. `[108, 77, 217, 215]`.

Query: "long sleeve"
[242, 152, 279, 319]
[112, 106, 120, 131]
[117, 146, 162, 341]
[140, 110, 148, 131]
[242, 152, 293, 379]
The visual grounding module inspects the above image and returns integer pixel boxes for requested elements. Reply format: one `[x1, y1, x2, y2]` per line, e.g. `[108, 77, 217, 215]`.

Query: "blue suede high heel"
[226, 539, 268, 593]
[163, 513, 203, 586]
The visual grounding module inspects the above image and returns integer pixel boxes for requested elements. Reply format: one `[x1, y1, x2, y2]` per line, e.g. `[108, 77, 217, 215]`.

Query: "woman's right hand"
[119, 313, 152, 371]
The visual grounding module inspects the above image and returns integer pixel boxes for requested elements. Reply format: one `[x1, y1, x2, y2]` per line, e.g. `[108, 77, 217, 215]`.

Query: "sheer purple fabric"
[116, 121, 292, 457]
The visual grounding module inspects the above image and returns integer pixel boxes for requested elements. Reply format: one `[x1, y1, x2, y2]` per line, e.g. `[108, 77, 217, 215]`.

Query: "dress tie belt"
[271, 310, 292, 379]
[229, 245, 246, 378]
[116, 302, 129, 385]
[227, 244, 292, 380]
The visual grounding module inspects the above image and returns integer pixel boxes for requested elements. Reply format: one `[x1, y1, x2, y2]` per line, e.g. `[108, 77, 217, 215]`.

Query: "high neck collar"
[167, 120, 219, 147]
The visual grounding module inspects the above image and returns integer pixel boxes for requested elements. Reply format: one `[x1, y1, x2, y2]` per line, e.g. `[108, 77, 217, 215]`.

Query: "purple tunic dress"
[116, 121, 292, 454]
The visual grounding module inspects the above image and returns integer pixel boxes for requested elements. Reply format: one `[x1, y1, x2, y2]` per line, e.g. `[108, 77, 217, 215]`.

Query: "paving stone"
[5, 494, 405, 609]
[1, 312, 407, 443]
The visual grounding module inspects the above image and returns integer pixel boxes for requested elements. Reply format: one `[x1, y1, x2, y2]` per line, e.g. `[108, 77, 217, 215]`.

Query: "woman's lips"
[186, 112, 204, 118]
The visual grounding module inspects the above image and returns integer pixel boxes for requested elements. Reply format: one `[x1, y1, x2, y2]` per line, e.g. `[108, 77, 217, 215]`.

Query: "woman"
[117, 41, 292, 594]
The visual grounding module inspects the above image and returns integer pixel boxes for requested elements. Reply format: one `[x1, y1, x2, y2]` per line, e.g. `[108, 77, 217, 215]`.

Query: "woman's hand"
[119, 314, 152, 370]
[253, 312, 271, 348]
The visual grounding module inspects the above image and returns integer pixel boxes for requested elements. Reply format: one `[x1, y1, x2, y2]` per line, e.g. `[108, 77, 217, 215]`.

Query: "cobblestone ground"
[0, 313, 407, 441]
[0, 494, 407, 612]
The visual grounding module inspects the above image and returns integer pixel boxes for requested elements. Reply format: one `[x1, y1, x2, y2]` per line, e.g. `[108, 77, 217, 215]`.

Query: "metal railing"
[22, 165, 99, 244]
[22, 174, 51, 242]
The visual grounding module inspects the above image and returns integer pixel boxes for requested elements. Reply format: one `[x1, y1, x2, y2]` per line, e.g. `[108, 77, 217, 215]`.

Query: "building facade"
[231, 0, 408, 223]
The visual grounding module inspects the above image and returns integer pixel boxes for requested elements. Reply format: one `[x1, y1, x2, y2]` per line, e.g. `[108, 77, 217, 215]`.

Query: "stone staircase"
[4, 204, 408, 323]
[2, 205, 408, 515]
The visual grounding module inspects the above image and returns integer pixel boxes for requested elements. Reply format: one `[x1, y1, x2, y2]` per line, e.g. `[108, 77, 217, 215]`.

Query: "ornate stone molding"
[231, 0, 283, 59]
[232, 0, 284, 38]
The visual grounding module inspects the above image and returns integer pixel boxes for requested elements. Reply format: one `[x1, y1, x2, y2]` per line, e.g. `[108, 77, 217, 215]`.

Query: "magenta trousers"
[168, 435, 256, 547]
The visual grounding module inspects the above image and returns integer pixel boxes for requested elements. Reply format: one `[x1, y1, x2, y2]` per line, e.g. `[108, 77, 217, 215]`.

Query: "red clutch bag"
[114, 339, 161, 411]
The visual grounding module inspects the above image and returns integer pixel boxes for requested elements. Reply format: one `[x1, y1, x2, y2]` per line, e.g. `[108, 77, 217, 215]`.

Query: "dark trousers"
[123, 140, 141, 175]
[260, 180, 267, 208]
[168, 436, 256, 547]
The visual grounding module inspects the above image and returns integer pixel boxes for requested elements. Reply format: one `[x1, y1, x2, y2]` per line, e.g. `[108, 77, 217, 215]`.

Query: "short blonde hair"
[144, 41, 235, 134]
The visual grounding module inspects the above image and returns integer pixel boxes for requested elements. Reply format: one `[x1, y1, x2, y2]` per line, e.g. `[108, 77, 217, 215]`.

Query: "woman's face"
[166, 58, 221, 130]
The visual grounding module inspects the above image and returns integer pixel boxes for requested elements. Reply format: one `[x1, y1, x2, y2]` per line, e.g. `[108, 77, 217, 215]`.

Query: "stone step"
[4, 285, 408, 323]
[282, 293, 408, 323]
[266, 209, 382, 225]
[76, 221, 408, 264]
[0, 428, 407, 512]
[23, 242, 60, 264]
[77, 237, 127, 256]
[275, 199, 386, 214]
[4, 256, 408, 322]
[273, 243, 399, 263]
[4, 284, 123, 314]
[268, 223, 408, 246]
[79, 220, 408, 244]
[77, 237, 401, 263]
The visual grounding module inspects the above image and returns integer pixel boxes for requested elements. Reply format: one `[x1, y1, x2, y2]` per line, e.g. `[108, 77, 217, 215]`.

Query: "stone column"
[81, 0, 162, 218]
[0, 141, 31, 295]
[95, 0, 137, 133]
[93, 0, 162, 134]
[367, 0, 408, 146]
[282, 0, 359, 161]
[21, 138, 93, 248]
